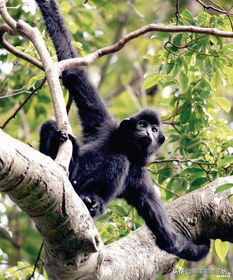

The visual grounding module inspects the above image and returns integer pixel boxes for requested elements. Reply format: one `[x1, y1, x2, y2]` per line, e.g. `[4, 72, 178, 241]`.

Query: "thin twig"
[0, 90, 31, 98]
[175, 0, 180, 25]
[157, 182, 180, 198]
[149, 158, 217, 166]
[195, 0, 233, 15]
[149, 175, 180, 198]
[27, 242, 44, 280]
[209, 0, 224, 11]
[1, 77, 46, 129]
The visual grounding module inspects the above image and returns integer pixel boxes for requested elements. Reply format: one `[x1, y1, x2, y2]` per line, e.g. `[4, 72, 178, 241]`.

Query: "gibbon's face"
[118, 109, 165, 156]
[134, 119, 165, 153]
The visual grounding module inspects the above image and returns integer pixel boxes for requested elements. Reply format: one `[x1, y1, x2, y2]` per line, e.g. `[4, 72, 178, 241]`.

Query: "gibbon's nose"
[146, 129, 153, 140]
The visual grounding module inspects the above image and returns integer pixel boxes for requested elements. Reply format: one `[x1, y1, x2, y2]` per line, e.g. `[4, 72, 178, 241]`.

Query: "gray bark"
[0, 129, 232, 280]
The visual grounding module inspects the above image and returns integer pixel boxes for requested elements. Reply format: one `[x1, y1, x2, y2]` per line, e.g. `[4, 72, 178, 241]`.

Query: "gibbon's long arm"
[35, 0, 114, 141]
[124, 172, 210, 261]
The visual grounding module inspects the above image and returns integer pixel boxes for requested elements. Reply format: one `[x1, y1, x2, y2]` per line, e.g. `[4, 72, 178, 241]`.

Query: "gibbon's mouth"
[142, 136, 152, 144]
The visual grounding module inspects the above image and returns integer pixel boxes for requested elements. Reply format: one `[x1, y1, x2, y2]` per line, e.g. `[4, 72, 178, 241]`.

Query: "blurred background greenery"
[0, 0, 233, 279]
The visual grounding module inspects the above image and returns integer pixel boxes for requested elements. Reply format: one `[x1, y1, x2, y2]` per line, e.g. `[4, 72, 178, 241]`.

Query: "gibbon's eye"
[152, 126, 158, 133]
[138, 120, 148, 128]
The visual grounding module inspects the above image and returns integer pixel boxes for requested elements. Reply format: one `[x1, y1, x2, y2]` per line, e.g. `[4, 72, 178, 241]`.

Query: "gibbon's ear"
[119, 118, 131, 130]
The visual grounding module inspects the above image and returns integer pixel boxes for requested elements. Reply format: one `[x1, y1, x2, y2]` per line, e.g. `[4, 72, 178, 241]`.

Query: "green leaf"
[175, 259, 185, 269]
[190, 177, 209, 188]
[72, 41, 83, 49]
[216, 97, 231, 113]
[142, 74, 160, 90]
[166, 179, 180, 199]
[215, 184, 233, 193]
[217, 155, 233, 167]
[151, 32, 170, 40]
[27, 74, 45, 88]
[215, 239, 228, 262]
[179, 72, 189, 91]
[39, 95, 51, 104]
[181, 10, 195, 25]
[210, 70, 221, 90]
[179, 103, 191, 123]
[173, 34, 183, 47]
[6, 52, 16, 63]
[60, 1, 71, 12]
[183, 167, 205, 174]
[198, 79, 211, 91]
[170, 64, 179, 78]
[199, 90, 210, 99]
[158, 168, 172, 184]
[223, 66, 233, 85]
[164, 63, 174, 74]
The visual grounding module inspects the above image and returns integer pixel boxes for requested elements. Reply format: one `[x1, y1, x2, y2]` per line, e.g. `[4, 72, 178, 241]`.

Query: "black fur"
[36, 0, 210, 261]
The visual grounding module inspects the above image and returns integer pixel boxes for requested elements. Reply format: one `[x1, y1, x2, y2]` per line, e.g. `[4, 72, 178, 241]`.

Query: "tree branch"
[0, 24, 43, 70]
[0, 130, 101, 257]
[0, 130, 232, 280]
[0, 0, 72, 171]
[0, 34, 44, 69]
[0, 0, 17, 30]
[58, 24, 233, 72]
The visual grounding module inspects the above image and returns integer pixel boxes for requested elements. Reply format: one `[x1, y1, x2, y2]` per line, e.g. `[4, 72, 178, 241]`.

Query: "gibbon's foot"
[56, 130, 69, 143]
[161, 232, 210, 261]
[79, 194, 105, 217]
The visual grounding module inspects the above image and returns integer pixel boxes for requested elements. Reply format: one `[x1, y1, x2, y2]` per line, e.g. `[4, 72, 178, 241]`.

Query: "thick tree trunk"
[0, 129, 232, 280]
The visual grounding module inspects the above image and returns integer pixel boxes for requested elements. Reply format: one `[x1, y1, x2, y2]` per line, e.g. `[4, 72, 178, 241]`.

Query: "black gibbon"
[36, 0, 209, 261]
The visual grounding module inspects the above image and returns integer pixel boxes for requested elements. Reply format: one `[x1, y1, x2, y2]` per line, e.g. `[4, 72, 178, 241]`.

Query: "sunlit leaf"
[215, 97, 231, 113]
[215, 239, 229, 262]
[217, 155, 233, 167]
[60, 1, 71, 12]
[72, 41, 83, 49]
[215, 184, 233, 193]
[142, 74, 160, 90]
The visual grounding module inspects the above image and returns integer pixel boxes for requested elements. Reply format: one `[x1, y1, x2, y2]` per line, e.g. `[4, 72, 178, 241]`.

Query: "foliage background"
[0, 0, 233, 279]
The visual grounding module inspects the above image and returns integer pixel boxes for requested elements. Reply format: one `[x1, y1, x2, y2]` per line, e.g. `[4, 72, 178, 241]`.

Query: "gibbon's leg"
[39, 120, 62, 159]
[39, 120, 80, 171]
